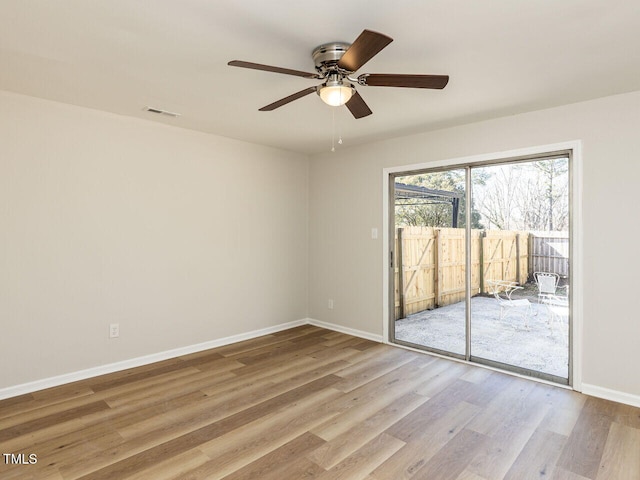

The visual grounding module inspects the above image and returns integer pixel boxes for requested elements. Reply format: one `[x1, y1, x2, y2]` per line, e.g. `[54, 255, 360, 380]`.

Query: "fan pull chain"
[331, 108, 336, 152]
[337, 107, 343, 146]
[330, 108, 344, 153]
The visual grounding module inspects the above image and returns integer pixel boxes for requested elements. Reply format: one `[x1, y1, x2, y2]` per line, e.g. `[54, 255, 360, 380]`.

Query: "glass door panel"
[470, 158, 570, 382]
[392, 169, 467, 357]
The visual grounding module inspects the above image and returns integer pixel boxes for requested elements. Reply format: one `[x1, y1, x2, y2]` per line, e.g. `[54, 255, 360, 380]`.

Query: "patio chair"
[487, 280, 531, 329]
[543, 295, 569, 330]
[533, 272, 560, 304]
[533, 272, 569, 329]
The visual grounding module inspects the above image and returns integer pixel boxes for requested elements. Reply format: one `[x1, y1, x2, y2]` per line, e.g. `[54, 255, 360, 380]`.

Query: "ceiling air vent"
[143, 106, 181, 118]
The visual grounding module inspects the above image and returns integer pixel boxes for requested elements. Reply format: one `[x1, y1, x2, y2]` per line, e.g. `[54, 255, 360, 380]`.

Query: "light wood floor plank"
[213, 432, 325, 480]
[412, 428, 490, 480]
[0, 401, 111, 442]
[331, 346, 419, 393]
[614, 403, 640, 429]
[465, 376, 538, 436]
[551, 467, 593, 480]
[310, 368, 428, 441]
[193, 388, 342, 478]
[387, 378, 487, 443]
[455, 470, 489, 480]
[313, 432, 405, 480]
[537, 387, 586, 437]
[0, 385, 95, 421]
[595, 421, 640, 480]
[370, 400, 482, 480]
[460, 366, 494, 384]
[466, 391, 552, 479]
[126, 449, 212, 480]
[413, 358, 469, 391]
[307, 391, 428, 469]
[556, 396, 618, 479]
[502, 428, 568, 480]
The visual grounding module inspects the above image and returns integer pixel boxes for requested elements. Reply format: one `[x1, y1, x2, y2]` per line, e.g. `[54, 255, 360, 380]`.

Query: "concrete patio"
[394, 295, 569, 379]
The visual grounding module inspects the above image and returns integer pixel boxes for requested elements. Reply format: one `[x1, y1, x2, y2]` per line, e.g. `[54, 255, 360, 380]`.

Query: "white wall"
[0, 91, 309, 391]
[309, 91, 640, 400]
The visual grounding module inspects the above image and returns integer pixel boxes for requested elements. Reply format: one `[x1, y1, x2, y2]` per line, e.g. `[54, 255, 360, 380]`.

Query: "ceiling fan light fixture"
[319, 79, 354, 107]
[229, 29, 449, 118]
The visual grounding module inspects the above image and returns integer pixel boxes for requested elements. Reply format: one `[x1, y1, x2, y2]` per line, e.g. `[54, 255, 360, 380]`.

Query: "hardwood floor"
[1, 325, 639, 479]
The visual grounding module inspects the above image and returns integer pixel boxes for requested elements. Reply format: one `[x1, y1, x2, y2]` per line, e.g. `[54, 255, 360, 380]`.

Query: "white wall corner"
[581, 383, 640, 409]
[306, 318, 384, 343]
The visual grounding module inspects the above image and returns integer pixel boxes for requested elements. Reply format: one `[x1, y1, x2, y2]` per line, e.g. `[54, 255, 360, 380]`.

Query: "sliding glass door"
[391, 154, 571, 384]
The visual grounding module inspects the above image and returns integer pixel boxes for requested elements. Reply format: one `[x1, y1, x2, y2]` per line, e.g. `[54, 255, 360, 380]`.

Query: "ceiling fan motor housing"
[312, 42, 352, 73]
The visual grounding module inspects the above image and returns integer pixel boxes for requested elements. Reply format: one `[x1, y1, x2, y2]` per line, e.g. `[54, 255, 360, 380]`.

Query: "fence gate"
[395, 227, 528, 320]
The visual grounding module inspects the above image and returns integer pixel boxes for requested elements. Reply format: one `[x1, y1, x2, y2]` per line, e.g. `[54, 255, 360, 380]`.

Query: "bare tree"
[535, 159, 569, 231]
[474, 159, 569, 232]
[475, 165, 522, 230]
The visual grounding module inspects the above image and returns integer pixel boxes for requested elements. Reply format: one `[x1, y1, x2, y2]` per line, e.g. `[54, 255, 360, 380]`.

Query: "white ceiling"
[1, 1, 639, 154]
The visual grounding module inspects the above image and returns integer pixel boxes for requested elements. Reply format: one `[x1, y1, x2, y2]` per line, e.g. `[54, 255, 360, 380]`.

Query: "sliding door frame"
[382, 141, 583, 389]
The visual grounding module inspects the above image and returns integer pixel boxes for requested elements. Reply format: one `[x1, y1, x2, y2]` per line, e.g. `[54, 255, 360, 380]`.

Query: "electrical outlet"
[109, 323, 120, 338]
[328, 299, 334, 309]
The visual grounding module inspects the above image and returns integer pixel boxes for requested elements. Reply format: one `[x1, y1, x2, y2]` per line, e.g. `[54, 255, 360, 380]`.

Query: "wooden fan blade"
[259, 87, 318, 111]
[337, 30, 393, 72]
[228, 60, 319, 79]
[345, 91, 373, 119]
[360, 74, 449, 89]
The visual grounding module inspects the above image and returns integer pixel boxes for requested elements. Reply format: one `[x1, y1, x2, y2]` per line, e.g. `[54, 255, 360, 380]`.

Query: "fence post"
[515, 233, 521, 284]
[479, 230, 486, 293]
[528, 232, 534, 282]
[397, 228, 405, 319]
[434, 228, 441, 307]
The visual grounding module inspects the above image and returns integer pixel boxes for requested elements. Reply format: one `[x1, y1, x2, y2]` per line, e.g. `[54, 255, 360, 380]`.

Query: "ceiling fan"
[228, 29, 449, 119]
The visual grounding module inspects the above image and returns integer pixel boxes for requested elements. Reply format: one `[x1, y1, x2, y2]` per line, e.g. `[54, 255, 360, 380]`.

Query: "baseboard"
[581, 383, 640, 408]
[0, 319, 307, 401]
[306, 318, 384, 343]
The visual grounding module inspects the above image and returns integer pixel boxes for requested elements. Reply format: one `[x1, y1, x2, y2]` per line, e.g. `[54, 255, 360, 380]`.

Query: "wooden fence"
[529, 232, 569, 278]
[394, 227, 529, 319]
